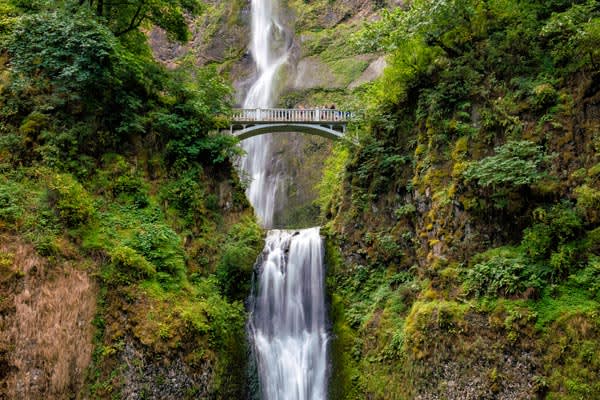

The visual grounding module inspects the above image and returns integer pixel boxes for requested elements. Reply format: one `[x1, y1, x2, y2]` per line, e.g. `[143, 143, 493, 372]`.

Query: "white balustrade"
[232, 108, 354, 123]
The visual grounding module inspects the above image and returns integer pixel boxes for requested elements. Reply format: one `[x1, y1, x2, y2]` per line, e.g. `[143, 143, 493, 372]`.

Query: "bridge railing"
[232, 108, 354, 123]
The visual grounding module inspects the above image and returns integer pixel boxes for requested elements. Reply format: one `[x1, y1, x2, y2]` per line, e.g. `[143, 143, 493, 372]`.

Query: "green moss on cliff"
[320, 0, 600, 398]
[0, 3, 260, 398]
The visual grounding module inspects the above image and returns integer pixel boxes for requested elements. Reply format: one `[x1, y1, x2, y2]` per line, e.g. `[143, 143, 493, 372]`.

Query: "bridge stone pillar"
[316, 108, 320, 121]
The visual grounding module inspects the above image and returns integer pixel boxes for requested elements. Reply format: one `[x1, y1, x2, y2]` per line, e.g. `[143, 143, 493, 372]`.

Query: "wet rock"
[119, 339, 213, 400]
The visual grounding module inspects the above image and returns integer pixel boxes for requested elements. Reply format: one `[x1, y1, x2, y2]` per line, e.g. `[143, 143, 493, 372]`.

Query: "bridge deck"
[232, 108, 353, 124]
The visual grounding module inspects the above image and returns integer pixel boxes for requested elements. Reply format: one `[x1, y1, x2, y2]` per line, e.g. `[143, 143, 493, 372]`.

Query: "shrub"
[216, 217, 262, 299]
[110, 245, 156, 280]
[0, 181, 23, 224]
[394, 203, 417, 218]
[19, 111, 49, 137]
[522, 203, 583, 260]
[530, 83, 558, 112]
[46, 173, 94, 227]
[575, 185, 600, 224]
[463, 140, 552, 189]
[570, 257, 600, 300]
[464, 252, 539, 297]
[549, 242, 582, 280]
[159, 168, 206, 225]
[540, 1, 600, 72]
[112, 174, 149, 208]
[371, 232, 402, 265]
[128, 223, 186, 281]
[7, 11, 118, 104]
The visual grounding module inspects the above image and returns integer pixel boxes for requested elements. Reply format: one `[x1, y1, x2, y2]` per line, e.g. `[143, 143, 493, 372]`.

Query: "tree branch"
[114, 1, 146, 37]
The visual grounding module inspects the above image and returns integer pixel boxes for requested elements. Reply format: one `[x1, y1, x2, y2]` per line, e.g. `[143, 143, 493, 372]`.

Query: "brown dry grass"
[0, 235, 96, 400]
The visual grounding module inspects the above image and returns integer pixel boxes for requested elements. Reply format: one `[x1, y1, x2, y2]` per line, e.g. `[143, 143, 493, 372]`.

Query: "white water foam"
[240, 0, 290, 228]
[249, 228, 329, 400]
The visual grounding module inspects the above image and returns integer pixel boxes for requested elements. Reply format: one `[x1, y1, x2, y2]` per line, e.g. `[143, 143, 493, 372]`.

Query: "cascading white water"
[240, 0, 290, 228]
[249, 228, 329, 400]
[241, 1, 329, 399]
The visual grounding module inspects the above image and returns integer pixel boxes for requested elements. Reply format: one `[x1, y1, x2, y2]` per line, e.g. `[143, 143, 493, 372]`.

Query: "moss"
[328, 293, 362, 400]
[18, 111, 49, 137]
[404, 300, 469, 358]
[451, 136, 469, 161]
[542, 313, 600, 398]
[327, 57, 370, 85]
[109, 245, 156, 280]
[46, 173, 95, 227]
[575, 184, 600, 224]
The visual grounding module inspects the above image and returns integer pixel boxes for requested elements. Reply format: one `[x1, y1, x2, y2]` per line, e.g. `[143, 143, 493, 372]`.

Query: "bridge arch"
[228, 108, 356, 143]
[232, 123, 347, 141]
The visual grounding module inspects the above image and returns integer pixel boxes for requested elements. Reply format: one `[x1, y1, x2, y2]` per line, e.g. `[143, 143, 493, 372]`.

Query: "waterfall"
[241, 1, 329, 399]
[248, 228, 329, 400]
[240, 0, 290, 228]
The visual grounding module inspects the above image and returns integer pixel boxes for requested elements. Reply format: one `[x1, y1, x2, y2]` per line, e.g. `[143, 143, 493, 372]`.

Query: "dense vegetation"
[0, 1, 261, 398]
[317, 0, 600, 398]
[1, 0, 599, 398]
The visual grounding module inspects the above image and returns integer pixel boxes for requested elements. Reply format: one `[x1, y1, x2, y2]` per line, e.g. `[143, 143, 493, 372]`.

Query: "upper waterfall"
[243, 0, 289, 109]
[240, 0, 291, 228]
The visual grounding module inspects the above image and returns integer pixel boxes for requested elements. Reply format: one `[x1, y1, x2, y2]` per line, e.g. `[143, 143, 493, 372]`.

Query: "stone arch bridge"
[228, 108, 355, 142]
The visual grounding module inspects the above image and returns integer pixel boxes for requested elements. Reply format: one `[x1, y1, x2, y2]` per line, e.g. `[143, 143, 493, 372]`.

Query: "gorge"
[240, 2, 329, 399]
[0, 0, 599, 399]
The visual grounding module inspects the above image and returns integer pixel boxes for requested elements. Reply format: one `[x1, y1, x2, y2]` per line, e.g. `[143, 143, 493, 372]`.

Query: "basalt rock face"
[149, 0, 251, 70]
[117, 338, 213, 400]
[323, 68, 600, 398]
[148, 0, 387, 228]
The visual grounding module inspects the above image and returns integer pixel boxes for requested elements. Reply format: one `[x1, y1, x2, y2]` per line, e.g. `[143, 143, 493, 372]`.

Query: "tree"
[78, 0, 202, 41]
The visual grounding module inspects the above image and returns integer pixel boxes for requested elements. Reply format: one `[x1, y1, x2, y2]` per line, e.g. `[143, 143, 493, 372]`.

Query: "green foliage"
[571, 257, 600, 300]
[92, 154, 150, 208]
[575, 184, 600, 224]
[323, 0, 600, 397]
[530, 83, 559, 112]
[160, 167, 208, 226]
[0, 3, 251, 397]
[127, 223, 186, 282]
[216, 217, 262, 299]
[2, 9, 156, 162]
[368, 37, 441, 110]
[159, 65, 237, 168]
[109, 245, 156, 280]
[394, 203, 416, 218]
[8, 11, 119, 101]
[540, 1, 600, 71]
[2, 9, 236, 169]
[522, 203, 583, 260]
[364, 231, 403, 266]
[82, 0, 202, 42]
[177, 277, 246, 345]
[46, 173, 94, 227]
[520, 205, 586, 284]
[0, 1, 19, 39]
[464, 202, 588, 298]
[112, 173, 149, 208]
[0, 180, 23, 224]
[350, 136, 411, 196]
[463, 140, 552, 188]
[464, 247, 541, 297]
[316, 144, 348, 217]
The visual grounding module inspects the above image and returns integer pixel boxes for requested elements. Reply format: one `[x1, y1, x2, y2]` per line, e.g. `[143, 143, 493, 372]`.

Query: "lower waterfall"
[248, 227, 329, 400]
